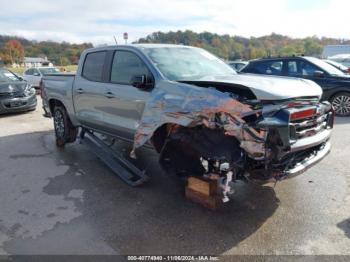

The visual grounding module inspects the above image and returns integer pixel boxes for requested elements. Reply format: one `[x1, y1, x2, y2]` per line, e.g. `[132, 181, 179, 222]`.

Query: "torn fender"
[132, 82, 267, 158]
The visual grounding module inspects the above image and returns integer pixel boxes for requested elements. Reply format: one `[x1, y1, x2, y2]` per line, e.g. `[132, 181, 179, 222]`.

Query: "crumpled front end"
[131, 83, 265, 159]
[0, 84, 37, 114]
[131, 82, 333, 202]
[254, 101, 333, 179]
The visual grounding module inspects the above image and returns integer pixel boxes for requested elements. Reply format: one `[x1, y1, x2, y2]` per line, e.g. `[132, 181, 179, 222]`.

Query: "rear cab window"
[82, 51, 107, 81]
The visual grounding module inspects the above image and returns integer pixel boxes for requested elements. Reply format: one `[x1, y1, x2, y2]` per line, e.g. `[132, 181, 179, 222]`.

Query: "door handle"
[76, 88, 84, 94]
[105, 91, 115, 98]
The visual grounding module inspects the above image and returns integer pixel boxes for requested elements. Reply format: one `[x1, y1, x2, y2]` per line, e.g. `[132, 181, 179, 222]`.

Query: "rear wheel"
[331, 92, 350, 116]
[53, 106, 78, 147]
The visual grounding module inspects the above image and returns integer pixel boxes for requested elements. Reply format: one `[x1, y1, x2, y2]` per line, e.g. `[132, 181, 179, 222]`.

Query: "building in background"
[23, 57, 53, 68]
[322, 45, 350, 58]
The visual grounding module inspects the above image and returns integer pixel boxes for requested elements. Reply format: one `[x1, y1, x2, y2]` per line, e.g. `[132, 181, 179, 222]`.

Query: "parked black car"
[325, 59, 350, 74]
[241, 56, 350, 116]
[0, 68, 37, 114]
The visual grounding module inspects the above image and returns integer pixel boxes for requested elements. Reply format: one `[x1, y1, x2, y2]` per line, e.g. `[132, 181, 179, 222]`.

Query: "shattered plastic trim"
[131, 83, 267, 158]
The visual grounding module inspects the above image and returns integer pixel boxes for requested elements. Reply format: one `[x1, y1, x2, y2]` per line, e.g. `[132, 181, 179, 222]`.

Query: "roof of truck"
[84, 44, 195, 53]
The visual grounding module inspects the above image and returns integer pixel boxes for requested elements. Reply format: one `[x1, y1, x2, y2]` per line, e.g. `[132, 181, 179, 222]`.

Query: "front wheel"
[331, 92, 350, 117]
[53, 106, 78, 147]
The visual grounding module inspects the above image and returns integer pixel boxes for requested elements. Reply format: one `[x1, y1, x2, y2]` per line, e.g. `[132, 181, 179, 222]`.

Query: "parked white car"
[23, 67, 60, 88]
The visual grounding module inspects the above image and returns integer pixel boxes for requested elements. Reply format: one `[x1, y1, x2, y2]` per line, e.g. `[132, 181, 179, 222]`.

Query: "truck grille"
[289, 104, 333, 141]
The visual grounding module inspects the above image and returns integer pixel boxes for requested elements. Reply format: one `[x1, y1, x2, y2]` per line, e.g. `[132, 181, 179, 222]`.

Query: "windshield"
[141, 46, 236, 81]
[0, 68, 21, 82]
[326, 60, 348, 71]
[306, 57, 345, 76]
[39, 67, 60, 75]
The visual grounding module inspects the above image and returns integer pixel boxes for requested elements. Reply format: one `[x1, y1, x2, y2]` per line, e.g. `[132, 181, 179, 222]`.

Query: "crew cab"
[41, 44, 334, 203]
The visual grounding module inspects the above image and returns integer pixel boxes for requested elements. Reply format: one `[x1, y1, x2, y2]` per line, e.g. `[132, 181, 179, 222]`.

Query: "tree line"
[0, 35, 92, 66]
[1, 31, 349, 66]
[136, 30, 350, 60]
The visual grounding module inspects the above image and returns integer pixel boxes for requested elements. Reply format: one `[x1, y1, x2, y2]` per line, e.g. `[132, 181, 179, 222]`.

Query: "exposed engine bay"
[131, 81, 334, 203]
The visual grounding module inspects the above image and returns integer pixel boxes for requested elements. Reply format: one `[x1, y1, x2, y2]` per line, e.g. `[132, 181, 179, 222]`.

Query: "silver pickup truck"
[42, 44, 334, 201]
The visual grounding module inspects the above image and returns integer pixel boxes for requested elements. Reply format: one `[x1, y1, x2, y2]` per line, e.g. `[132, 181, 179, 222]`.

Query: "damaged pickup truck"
[42, 44, 334, 203]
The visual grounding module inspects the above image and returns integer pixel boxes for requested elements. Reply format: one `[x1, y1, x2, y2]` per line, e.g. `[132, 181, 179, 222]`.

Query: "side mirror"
[131, 74, 153, 89]
[313, 70, 325, 77]
[33, 72, 40, 76]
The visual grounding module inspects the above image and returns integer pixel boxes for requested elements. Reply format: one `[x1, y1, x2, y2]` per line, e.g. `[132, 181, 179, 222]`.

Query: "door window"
[287, 61, 298, 76]
[25, 69, 34, 75]
[253, 60, 283, 75]
[33, 69, 40, 76]
[299, 61, 320, 76]
[110, 51, 149, 84]
[82, 51, 106, 81]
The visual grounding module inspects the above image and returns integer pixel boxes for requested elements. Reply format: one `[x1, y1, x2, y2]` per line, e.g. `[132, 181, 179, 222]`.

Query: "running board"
[80, 129, 149, 186]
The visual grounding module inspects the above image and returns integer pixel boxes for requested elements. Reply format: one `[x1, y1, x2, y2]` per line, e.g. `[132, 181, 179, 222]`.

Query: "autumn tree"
[4, 39, 24, 64]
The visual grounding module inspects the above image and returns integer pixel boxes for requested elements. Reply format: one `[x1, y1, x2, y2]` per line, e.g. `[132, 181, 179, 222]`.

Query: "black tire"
[331, 92, 350, 117]
[53, 106, 78, 147]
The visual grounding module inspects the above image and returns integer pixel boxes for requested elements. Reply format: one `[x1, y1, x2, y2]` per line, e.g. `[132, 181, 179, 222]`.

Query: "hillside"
[136, 30, 350, 60]
[0, 35, 93, 65]
[1, 31, 349, 66]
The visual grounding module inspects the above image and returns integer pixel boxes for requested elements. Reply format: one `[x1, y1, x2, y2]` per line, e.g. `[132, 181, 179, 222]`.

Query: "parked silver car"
[23, 67, 60, 88]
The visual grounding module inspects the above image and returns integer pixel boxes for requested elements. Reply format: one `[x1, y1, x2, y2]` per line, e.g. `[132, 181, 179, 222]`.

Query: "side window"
[110, 51, 149, 84]
[287, 61, 298, 76]
[266, 61, 283, 75]
[82, 51, 106, 81]
[33, 69, 40, 76]
[253, 61, 283, 75]
[299, 61, 320, 76]
[25, 69, 34, 75]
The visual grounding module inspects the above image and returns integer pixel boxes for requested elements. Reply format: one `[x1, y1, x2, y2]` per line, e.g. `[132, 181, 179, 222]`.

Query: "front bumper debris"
[284, 141, 331, 177]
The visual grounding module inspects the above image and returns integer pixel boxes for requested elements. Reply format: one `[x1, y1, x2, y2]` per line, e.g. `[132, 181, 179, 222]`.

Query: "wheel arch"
[150, 123, 176, 153]
[49, 99, 66, 114]
[329, 89, 350, 100]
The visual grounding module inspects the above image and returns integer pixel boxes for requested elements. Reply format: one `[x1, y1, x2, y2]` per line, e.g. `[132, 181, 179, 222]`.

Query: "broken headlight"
[24, 84, 35, 96]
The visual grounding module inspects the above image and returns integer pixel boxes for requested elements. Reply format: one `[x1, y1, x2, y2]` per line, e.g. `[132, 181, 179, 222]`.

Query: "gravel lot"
[0, 97, 349, 255]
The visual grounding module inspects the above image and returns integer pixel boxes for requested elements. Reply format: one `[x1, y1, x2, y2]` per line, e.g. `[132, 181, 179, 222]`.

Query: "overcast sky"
[0, 0, 348, 45]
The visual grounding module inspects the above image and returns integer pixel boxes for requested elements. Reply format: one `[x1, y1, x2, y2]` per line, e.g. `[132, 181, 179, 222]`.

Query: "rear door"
[101, 49, 154, 140]
[73, 51, 108, 131]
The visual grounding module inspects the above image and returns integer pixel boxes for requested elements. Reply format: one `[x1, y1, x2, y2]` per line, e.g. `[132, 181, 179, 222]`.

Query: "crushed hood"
[191, 74, 323, 101]
[0, 82, 27, 94]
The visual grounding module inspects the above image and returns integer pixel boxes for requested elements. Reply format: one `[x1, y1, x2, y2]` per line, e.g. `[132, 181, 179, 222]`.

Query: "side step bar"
[80, 129, 149, 187]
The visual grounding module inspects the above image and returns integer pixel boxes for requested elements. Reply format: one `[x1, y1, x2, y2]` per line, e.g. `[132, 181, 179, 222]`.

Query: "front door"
[101, 50, 153, 140]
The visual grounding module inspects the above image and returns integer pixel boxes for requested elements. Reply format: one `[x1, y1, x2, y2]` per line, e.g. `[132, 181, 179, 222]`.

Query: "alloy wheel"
[332, 95, 350, 116]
